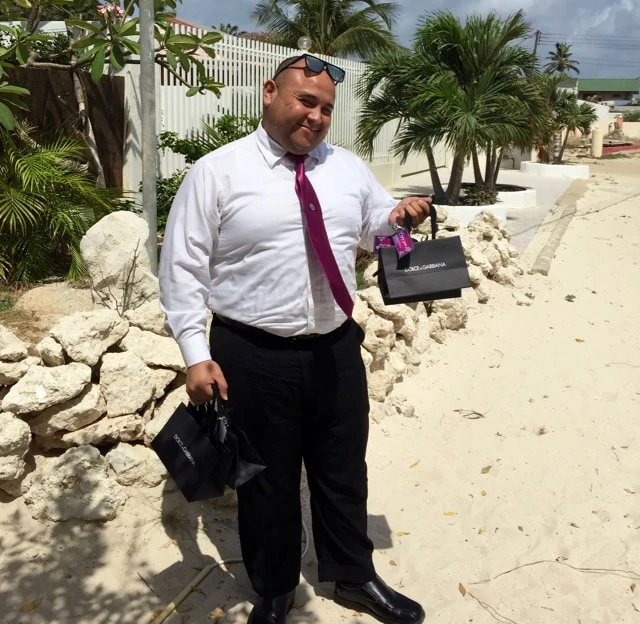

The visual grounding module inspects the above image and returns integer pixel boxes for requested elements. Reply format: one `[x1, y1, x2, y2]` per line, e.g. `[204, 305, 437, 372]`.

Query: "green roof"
[560, 78, 578, 89]
[576, 78, 639, 93]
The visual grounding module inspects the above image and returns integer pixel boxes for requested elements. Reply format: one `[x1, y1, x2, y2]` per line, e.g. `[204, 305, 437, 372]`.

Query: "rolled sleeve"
[159, 158, 220, 368]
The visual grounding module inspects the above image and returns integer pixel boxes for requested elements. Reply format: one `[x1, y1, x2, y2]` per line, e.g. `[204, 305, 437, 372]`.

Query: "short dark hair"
[272, 56, 303, 80]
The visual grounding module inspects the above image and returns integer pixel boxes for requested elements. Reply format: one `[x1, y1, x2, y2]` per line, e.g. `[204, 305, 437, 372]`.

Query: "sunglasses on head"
[273, 54, 345, 85]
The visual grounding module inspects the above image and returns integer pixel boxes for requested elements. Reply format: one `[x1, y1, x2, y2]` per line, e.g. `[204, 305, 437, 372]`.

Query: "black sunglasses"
[273, 54, 345, 85]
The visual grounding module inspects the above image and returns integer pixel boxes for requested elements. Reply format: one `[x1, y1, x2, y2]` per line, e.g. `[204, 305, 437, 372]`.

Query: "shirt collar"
[255, 122, 326, 168]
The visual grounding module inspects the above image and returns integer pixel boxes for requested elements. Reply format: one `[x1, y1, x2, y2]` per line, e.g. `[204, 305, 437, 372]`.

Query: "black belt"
[214, 314, 325, 341]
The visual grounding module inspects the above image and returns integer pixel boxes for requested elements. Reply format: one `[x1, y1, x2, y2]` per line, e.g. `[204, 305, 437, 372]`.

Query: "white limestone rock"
[23, 445, 126, 522]
[80, 211, 159, 311]
[480, 242, 502, 272]
[123, 299, 168, 336]
[99, 352, 156, 417]
[35, 336, 65, 366]
[361, 315, 396, 363]
[467, 264, 484, 286]
[49, 309, 129, 367]
[119, 326, 185, 372]
[493, 267, 519, 287]
[353, 295, 374, 332]
[28, 384, 106, 436]
[0, 412, 31, 457]
[61, 414, 146, 447]
[0, 413, 31, 481]
[2, 362, 91, 414]
[389, 350, 407, 381]
[0, 356, 40, 385]
[367, 359, 395, 402]
[0, 325, 28, 363]
[475, 277, 491, 303]
[143, 384, 187, 446]
[431, 298, 468, 331]
[429, 312, 447, 344]
[469, 247, 493, 276]
[105, 443, 168, 487]
[150, 368, 178, 400]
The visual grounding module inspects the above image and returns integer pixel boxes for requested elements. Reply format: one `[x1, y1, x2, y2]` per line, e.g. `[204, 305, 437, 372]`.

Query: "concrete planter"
[497, 187, 537, 209]
[520, 161, 590, 180]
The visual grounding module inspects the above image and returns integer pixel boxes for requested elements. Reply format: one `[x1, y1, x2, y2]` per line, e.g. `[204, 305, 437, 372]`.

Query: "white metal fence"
[155, 26, 397, 177]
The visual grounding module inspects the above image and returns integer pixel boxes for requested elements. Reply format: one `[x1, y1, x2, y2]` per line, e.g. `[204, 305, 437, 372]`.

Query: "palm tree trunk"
[483, 140, 493, 187]
[425, 144, 446, 202]
[557, 128, 571, 163]
[444, 151, 465, 206]
[484, 146, 502, 191]
[471, 148, 484, 188]
[492, 147, 504, 187]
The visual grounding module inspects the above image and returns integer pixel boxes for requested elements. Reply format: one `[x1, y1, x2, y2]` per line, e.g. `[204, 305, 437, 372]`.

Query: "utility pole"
[139, 0, 158, 275]
[533, 30, 542, 58]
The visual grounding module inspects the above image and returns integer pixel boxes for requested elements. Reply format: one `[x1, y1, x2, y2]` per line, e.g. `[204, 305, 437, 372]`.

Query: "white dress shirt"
[159, 123, 397, 367]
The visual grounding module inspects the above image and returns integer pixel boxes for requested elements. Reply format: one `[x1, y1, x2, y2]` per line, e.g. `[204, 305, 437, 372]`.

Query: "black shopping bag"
[377, 205, 472, 304]
[151, 389, 266, 502]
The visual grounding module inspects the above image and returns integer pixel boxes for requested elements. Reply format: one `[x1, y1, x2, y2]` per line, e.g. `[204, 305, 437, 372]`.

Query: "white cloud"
[179, 0, 640, 79]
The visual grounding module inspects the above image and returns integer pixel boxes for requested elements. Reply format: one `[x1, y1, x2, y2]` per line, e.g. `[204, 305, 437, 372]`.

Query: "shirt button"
[309, 203, 316, 211]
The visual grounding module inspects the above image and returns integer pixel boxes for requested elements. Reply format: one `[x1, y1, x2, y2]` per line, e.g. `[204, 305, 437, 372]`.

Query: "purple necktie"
[290, 154, 354, 318]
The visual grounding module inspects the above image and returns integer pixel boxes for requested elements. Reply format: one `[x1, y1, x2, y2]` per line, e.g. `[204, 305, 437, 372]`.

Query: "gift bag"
[151, 388, 266, 502]
[377, 205, 472, 304]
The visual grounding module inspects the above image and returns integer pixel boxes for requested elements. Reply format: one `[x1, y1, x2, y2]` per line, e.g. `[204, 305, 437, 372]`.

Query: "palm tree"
[0, 123, 118, 283]
[543, 42, 580, 75]
[556, 98, 598, 162]
[216, 23, 243, 36]
[357, 10, 541, 205]
[252, 0, 399, 60]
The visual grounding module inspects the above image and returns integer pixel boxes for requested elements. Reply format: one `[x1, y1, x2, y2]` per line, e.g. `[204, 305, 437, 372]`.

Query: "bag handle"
[403, 200, 438, 240]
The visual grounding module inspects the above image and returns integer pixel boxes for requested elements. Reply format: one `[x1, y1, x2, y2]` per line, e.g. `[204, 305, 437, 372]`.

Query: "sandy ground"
[1, 154, 639, 624]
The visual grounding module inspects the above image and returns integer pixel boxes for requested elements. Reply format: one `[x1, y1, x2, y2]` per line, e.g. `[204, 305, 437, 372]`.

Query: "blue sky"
[178, 0, 640, 81]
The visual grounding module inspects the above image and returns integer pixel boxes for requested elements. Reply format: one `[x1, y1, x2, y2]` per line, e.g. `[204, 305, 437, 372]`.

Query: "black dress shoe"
[334, 575, 425, 624]
[247, 589, 296, 624]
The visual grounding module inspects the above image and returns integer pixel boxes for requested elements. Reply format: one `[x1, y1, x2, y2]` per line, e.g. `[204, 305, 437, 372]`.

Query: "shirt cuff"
[178, 334, 212, 369]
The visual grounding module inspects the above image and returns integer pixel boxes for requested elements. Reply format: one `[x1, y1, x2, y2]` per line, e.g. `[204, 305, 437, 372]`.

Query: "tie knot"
[288, 153, 306, 168]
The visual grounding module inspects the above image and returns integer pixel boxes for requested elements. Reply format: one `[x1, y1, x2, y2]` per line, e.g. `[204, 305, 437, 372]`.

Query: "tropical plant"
[529, 74, 597, 163]
[0, 0, 224, 151]
[158, 115, 260, 164]
[216, 23, 244, 35]
[357, 10, 541, 205]
[13, 0, 96, 22]
[543, 42, 580, 75]
[555, 97, 598, 162]
[156, 169, 186, 232]
[252, 0, 399, 60]
[0, 123, 119, 283]
[156, 115, 259, 231]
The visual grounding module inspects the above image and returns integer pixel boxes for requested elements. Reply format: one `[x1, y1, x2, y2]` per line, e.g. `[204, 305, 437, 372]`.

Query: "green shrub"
[461, 187, 499, 206]
[158, 115, 259, 164]
[157, 169, 187, 232]
[156, 115, 258, 229]
[0, 123, 119, 284]
[623, 111, 640, 122]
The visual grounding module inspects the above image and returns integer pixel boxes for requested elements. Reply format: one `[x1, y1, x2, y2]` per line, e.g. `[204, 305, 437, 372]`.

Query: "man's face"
[262, 59, 336, 155]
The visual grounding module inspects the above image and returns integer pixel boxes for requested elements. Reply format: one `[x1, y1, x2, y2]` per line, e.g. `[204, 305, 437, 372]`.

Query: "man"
[159, 54, 431, 624]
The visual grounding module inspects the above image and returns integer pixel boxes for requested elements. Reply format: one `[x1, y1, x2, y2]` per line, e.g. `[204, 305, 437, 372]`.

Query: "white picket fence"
[154, 26, 397, 177]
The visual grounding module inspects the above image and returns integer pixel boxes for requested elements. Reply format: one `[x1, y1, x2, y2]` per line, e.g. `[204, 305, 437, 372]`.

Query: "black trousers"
[209, 317, 375, 597]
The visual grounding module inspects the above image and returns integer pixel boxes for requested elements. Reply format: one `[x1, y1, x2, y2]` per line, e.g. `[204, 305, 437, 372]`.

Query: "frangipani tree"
[0, 0, 223, 139]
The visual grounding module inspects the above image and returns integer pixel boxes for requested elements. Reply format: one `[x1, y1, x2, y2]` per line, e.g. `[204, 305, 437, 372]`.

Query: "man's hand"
[388, 196, 432, 229]
[186, 359, 228, 404]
